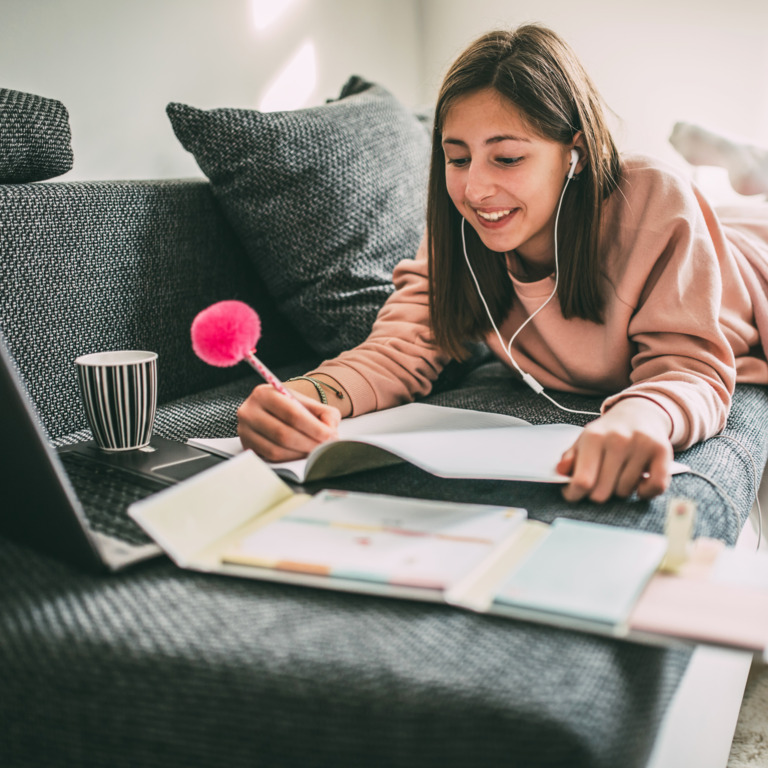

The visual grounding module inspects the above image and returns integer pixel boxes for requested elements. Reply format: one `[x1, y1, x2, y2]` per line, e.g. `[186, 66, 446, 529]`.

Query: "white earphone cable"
[461, 159, 764, 538]
[461, 168, 600, 417]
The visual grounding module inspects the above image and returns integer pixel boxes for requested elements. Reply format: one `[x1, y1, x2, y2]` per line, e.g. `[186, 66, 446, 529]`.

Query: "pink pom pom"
[191, 300, 262, 367]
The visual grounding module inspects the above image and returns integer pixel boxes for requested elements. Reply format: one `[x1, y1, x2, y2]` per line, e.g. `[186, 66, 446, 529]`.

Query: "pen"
[242, 351, 294, 399]
[191, 299, 333, 415]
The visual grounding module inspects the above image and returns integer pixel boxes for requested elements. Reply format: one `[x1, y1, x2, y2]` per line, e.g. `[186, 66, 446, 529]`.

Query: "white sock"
[669, 122, 768, 196]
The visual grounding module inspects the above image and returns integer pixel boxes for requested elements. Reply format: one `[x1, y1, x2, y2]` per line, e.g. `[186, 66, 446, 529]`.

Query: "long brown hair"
[427, 25, 622, 360]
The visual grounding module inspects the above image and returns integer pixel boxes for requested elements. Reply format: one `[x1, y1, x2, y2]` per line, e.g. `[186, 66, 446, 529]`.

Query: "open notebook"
[189, 403, 690, 484]
[129, 450, 768, 657]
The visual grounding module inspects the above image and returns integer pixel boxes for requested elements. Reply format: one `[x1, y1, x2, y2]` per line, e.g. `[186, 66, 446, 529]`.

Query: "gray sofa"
[1, 87, 767, 768]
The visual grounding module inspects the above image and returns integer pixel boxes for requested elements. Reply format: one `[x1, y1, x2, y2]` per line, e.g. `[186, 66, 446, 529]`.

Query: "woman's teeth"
[477, 210, 511, 221]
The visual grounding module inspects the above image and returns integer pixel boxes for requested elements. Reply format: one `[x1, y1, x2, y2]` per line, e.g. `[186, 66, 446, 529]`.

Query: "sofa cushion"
[0, 89, 73, 182]
[166, 77, 430, 358]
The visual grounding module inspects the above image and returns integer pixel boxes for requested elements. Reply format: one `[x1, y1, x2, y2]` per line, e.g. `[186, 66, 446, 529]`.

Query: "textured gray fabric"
[166, 78, 430, 358]
[0, 89, 73, 182]
[0, 179, 314, 441]
[0, 530, 690, 768]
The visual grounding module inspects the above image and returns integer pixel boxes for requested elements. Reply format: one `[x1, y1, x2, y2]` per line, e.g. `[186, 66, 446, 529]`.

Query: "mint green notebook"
[493, 518, 668, 625]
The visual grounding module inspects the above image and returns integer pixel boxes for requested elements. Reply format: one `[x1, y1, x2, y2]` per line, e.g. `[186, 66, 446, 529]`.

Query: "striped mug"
[75, 350, 158, 451]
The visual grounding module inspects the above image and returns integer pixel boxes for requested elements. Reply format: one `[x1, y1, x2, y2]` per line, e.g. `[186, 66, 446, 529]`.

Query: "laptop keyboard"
[58, 451, 164, 546]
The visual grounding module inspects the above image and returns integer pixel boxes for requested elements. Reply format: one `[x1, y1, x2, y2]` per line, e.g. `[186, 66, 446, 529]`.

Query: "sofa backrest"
[0, 178, 312, 440]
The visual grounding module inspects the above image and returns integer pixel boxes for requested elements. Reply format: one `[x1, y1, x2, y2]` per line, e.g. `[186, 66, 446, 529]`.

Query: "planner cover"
[629, 540, 768, 650]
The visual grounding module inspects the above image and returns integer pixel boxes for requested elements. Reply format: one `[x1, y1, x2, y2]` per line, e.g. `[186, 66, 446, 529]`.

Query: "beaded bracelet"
[286, 376, 344, 405]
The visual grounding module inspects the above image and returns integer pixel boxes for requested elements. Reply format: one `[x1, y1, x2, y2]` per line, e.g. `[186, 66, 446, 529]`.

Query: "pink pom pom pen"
[190, 300, 295, 399]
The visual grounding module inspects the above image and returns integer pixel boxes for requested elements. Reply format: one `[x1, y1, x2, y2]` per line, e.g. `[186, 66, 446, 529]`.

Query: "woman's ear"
[570, 131, 588, 175]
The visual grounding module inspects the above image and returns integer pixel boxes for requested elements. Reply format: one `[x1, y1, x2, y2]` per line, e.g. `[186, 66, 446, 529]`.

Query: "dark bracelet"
[286, 376, 344, 405]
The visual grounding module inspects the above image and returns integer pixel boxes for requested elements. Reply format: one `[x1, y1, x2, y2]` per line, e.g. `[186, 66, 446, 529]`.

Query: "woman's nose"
[465, 166, 496, 203]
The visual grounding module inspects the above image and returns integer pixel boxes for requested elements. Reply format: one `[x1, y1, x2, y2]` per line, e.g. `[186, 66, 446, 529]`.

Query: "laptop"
[0, 332, 226, 572]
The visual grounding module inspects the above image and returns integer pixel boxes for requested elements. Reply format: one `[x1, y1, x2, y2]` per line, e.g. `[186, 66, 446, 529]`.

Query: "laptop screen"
[0, 331, 225, 571]
[0, 332, 105, 570]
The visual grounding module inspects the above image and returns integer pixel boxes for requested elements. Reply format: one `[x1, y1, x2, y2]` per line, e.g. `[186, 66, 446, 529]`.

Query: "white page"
[188, 404, 530, 472]
[335, 402, 531, 436]
[355, 423, 582, 482]
[187, 435, 244, 458]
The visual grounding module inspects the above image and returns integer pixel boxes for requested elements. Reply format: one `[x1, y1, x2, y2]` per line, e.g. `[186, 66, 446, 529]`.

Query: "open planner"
[129, 450, 768, 657]
[188, 402, 690, 484]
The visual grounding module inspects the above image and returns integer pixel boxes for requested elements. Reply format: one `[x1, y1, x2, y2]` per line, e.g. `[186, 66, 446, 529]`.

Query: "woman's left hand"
[556, 397, 674, 503]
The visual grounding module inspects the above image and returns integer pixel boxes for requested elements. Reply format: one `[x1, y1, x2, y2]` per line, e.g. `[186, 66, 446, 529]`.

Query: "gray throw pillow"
[0, 89, 73, 183]
[166, 77, 430, 358]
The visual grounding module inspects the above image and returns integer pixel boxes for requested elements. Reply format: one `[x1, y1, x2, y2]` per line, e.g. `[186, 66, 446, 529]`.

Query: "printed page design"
[493, 518, 668, 626]
[222, 490, 527, 590]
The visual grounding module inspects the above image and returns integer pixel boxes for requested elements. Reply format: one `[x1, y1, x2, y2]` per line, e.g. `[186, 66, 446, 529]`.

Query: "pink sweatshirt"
[313, 155, 768, 450]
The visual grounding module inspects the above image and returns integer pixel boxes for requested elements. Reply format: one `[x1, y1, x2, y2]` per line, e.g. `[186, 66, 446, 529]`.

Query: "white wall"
[1, 0, 423, 180]
[418, 0, 768, 204]
[4, 0, 767, 203]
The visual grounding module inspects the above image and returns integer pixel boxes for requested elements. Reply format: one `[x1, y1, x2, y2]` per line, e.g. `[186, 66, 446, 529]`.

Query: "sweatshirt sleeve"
[601, 167, 737, 450]
[309, 238, 452, 416]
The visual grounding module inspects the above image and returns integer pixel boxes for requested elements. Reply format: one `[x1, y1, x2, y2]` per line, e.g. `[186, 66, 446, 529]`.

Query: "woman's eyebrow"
[487, 135, 531, 145]
[442, 135, 531, 147]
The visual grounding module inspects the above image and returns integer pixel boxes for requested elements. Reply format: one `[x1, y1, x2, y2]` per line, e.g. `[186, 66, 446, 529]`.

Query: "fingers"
[635, 449, 673, 499]
[556, 448, 575, 477]
[561, 430, 672, 504]
[561, 432, 603, 503]
[237, 385, 340, 462]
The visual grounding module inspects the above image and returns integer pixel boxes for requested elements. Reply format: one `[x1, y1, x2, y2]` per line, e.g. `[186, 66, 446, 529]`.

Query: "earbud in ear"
[568, 148, 579, 179]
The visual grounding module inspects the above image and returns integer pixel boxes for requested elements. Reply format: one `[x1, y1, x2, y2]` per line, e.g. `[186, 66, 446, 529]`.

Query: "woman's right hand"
[237, 384, 341, 462]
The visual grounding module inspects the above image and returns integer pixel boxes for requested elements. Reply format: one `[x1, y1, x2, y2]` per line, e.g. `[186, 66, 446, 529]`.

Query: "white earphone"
[568, 148, 579, 179]
[461, 144, 600, 417]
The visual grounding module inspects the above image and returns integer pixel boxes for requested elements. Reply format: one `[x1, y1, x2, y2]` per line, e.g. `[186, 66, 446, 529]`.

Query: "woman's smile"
[473, 207, 519, 227]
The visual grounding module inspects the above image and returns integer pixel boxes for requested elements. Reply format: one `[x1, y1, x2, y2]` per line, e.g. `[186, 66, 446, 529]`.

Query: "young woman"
[236, 24, 768, 503]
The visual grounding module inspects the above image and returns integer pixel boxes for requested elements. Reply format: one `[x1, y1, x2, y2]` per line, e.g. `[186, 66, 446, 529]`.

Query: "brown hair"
[427, 24, 622, 359]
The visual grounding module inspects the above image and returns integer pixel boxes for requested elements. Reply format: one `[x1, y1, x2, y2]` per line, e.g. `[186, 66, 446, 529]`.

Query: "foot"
[669, 122, 768, 196]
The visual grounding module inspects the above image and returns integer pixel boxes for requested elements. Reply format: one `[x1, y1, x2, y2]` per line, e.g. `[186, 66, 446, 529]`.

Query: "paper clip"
[659, 497, 696, 573]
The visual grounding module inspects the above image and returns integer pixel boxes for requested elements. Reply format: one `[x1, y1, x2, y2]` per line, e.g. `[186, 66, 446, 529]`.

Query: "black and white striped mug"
[75, 351, 158, 451]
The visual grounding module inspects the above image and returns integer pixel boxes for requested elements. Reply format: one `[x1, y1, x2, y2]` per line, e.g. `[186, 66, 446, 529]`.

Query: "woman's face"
[442, 88, 577, 269]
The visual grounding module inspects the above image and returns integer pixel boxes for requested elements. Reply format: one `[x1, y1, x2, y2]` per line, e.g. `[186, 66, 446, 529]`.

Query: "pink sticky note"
[629, 575, 768, 651]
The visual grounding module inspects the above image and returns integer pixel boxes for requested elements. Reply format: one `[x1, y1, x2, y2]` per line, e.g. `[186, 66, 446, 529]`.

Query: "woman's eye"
[498, 157, 522, 166]
[446, 157, 469, 168]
